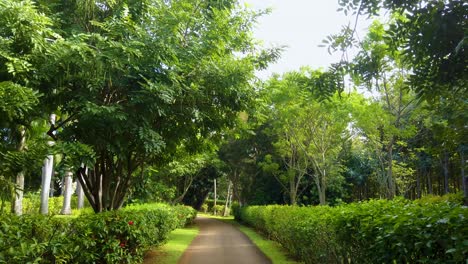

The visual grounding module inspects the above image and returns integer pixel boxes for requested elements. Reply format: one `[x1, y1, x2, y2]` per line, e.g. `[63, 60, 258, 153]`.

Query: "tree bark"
[427, 170, 433, 194]
[60, 170, 73, 215]
[443, 149, 450, 194]
[76, 179, 84, 209]
[461, 148, 467, 206]
[387, 139, 396, 199]
[40, 114, 56, 215]
[40, 156, 54, 214]
[172, 174, 194, 205]
[416, 169, 421, 199]
[223, 181, 232, 216]
[213, 178, 217, 215]
[76, 167, 97, 212]
[289, 176, 297, 205]
[319, 172, 327, 205]
[12, 126, 26, 215]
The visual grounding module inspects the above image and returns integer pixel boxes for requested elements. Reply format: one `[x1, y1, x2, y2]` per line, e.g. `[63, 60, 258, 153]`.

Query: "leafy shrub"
[1, 194, 92, 215]
[415, 192, 464, 205]
[172, 205, 197, 227]
[200, 203, 208, 213]
[205, 199, 226, 212]
[238, 198, 468, 264]
[212, 204, 224, 215]
[0, 214, 72, 263]
[231, 202, 240, 219]
[0, 203, 196, 263]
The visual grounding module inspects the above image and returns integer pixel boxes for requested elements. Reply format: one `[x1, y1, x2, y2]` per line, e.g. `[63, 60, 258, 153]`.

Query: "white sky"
[240, 0, 371, 79]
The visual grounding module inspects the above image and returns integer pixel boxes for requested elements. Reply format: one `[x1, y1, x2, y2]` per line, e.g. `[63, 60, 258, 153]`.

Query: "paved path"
[178, 217, 272, 264]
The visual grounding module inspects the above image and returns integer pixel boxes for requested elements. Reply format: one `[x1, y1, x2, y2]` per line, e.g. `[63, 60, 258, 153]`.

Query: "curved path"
[178, 217, 272, 264]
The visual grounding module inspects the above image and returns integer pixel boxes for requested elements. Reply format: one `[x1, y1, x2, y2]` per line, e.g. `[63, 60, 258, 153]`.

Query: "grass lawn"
[204, 214, 303, 264]
[143, 225, 199, 264]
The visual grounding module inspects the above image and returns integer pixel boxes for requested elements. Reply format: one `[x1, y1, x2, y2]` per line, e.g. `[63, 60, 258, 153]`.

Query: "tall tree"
[347, 21, 419, 198]
[0, 0, 52, 214]
[27, 0, 273, 212]
[337, 0, 466, 99]
[40, 114, 55, 214]
[262, 69, 350, 205]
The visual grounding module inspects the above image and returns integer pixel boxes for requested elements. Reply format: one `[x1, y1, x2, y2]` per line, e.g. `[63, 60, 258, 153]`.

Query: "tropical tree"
[337, 0, 466, 98]
[320, 0, 466, 203]
[261, 69, 351, 205]
[338, 21, 418, 199]
[22, 0, 273, 212]
[0, 0, 53, 215]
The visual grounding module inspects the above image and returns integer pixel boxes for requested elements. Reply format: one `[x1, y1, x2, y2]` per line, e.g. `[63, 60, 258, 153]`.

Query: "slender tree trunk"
[427, 170, 433, 194]
[231, 169, 244, 206]
[387, 140, 396, 199]
[223, 181, 232, 216]
[40, 114, 56, 215]
[60, 170, 73, 215]
[443, 150, 450, 194]
[416, 169, 421, 199]
[290, 176, 297, 205]
[40, 156, 53, 214]
[76, 180, 84, 209]
[49, 176, 55, 197]
[314, 175, 322, 205]
[13, 172, 25, 215]
[213, 178, 217, 215]
[12, 126, 26, 215]
[318, 188, 326, 205]
[172, 174, 194, 205]
[319, 174, 327, 205]
[461, 148, 467, 206]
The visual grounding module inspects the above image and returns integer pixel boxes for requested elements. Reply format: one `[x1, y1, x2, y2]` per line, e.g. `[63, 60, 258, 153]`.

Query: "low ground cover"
[235, 195, 467, 264]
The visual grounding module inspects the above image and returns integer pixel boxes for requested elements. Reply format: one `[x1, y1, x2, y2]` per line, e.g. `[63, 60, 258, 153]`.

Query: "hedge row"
[0, 203, 196, 263]
[0, 195, 92, 215]
[236, 198, 467, 264]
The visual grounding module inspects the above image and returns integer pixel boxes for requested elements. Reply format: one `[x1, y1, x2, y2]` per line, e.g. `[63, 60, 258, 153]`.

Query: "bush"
[172, 205, 197, 227]
[0, 203, 196, 263]
[231, 202, 240, 219]
[1, 194, 92, 215]
[212, 204, 224, 215]
[238, 198, 468, 264]
[200, 203, 208, 213]
[204, 199, 226, 212]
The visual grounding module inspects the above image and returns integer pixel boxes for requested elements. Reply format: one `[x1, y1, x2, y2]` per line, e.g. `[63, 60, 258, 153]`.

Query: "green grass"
[207, 214, 303, 264]
[144, 213, 301, 264]
[144, 225, 199, 264]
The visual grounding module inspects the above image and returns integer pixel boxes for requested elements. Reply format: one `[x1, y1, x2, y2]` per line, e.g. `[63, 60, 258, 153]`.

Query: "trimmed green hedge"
[0, 195, 92, 215]
[200, 199, 230, 215]
[236, 198, 467, 264]
[0, 203, 197, 263]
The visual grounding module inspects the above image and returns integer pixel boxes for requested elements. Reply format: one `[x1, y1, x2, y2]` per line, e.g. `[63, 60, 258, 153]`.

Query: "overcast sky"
[240, 0, 370, 79]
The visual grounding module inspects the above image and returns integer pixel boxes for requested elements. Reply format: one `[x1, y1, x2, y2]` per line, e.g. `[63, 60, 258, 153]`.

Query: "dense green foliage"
[236, 196, 467, 263]
[0, 0, 465, 261]
[218, 2, 467, 205]
[338, 0, 466, 98]
[0, 0, 274, 213]
[0, 195, 92, 216]
[0, 203, 196, 263]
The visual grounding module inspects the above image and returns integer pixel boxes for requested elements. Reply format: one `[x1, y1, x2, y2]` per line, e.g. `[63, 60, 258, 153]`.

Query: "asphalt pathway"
[178, 217, 272, 264]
